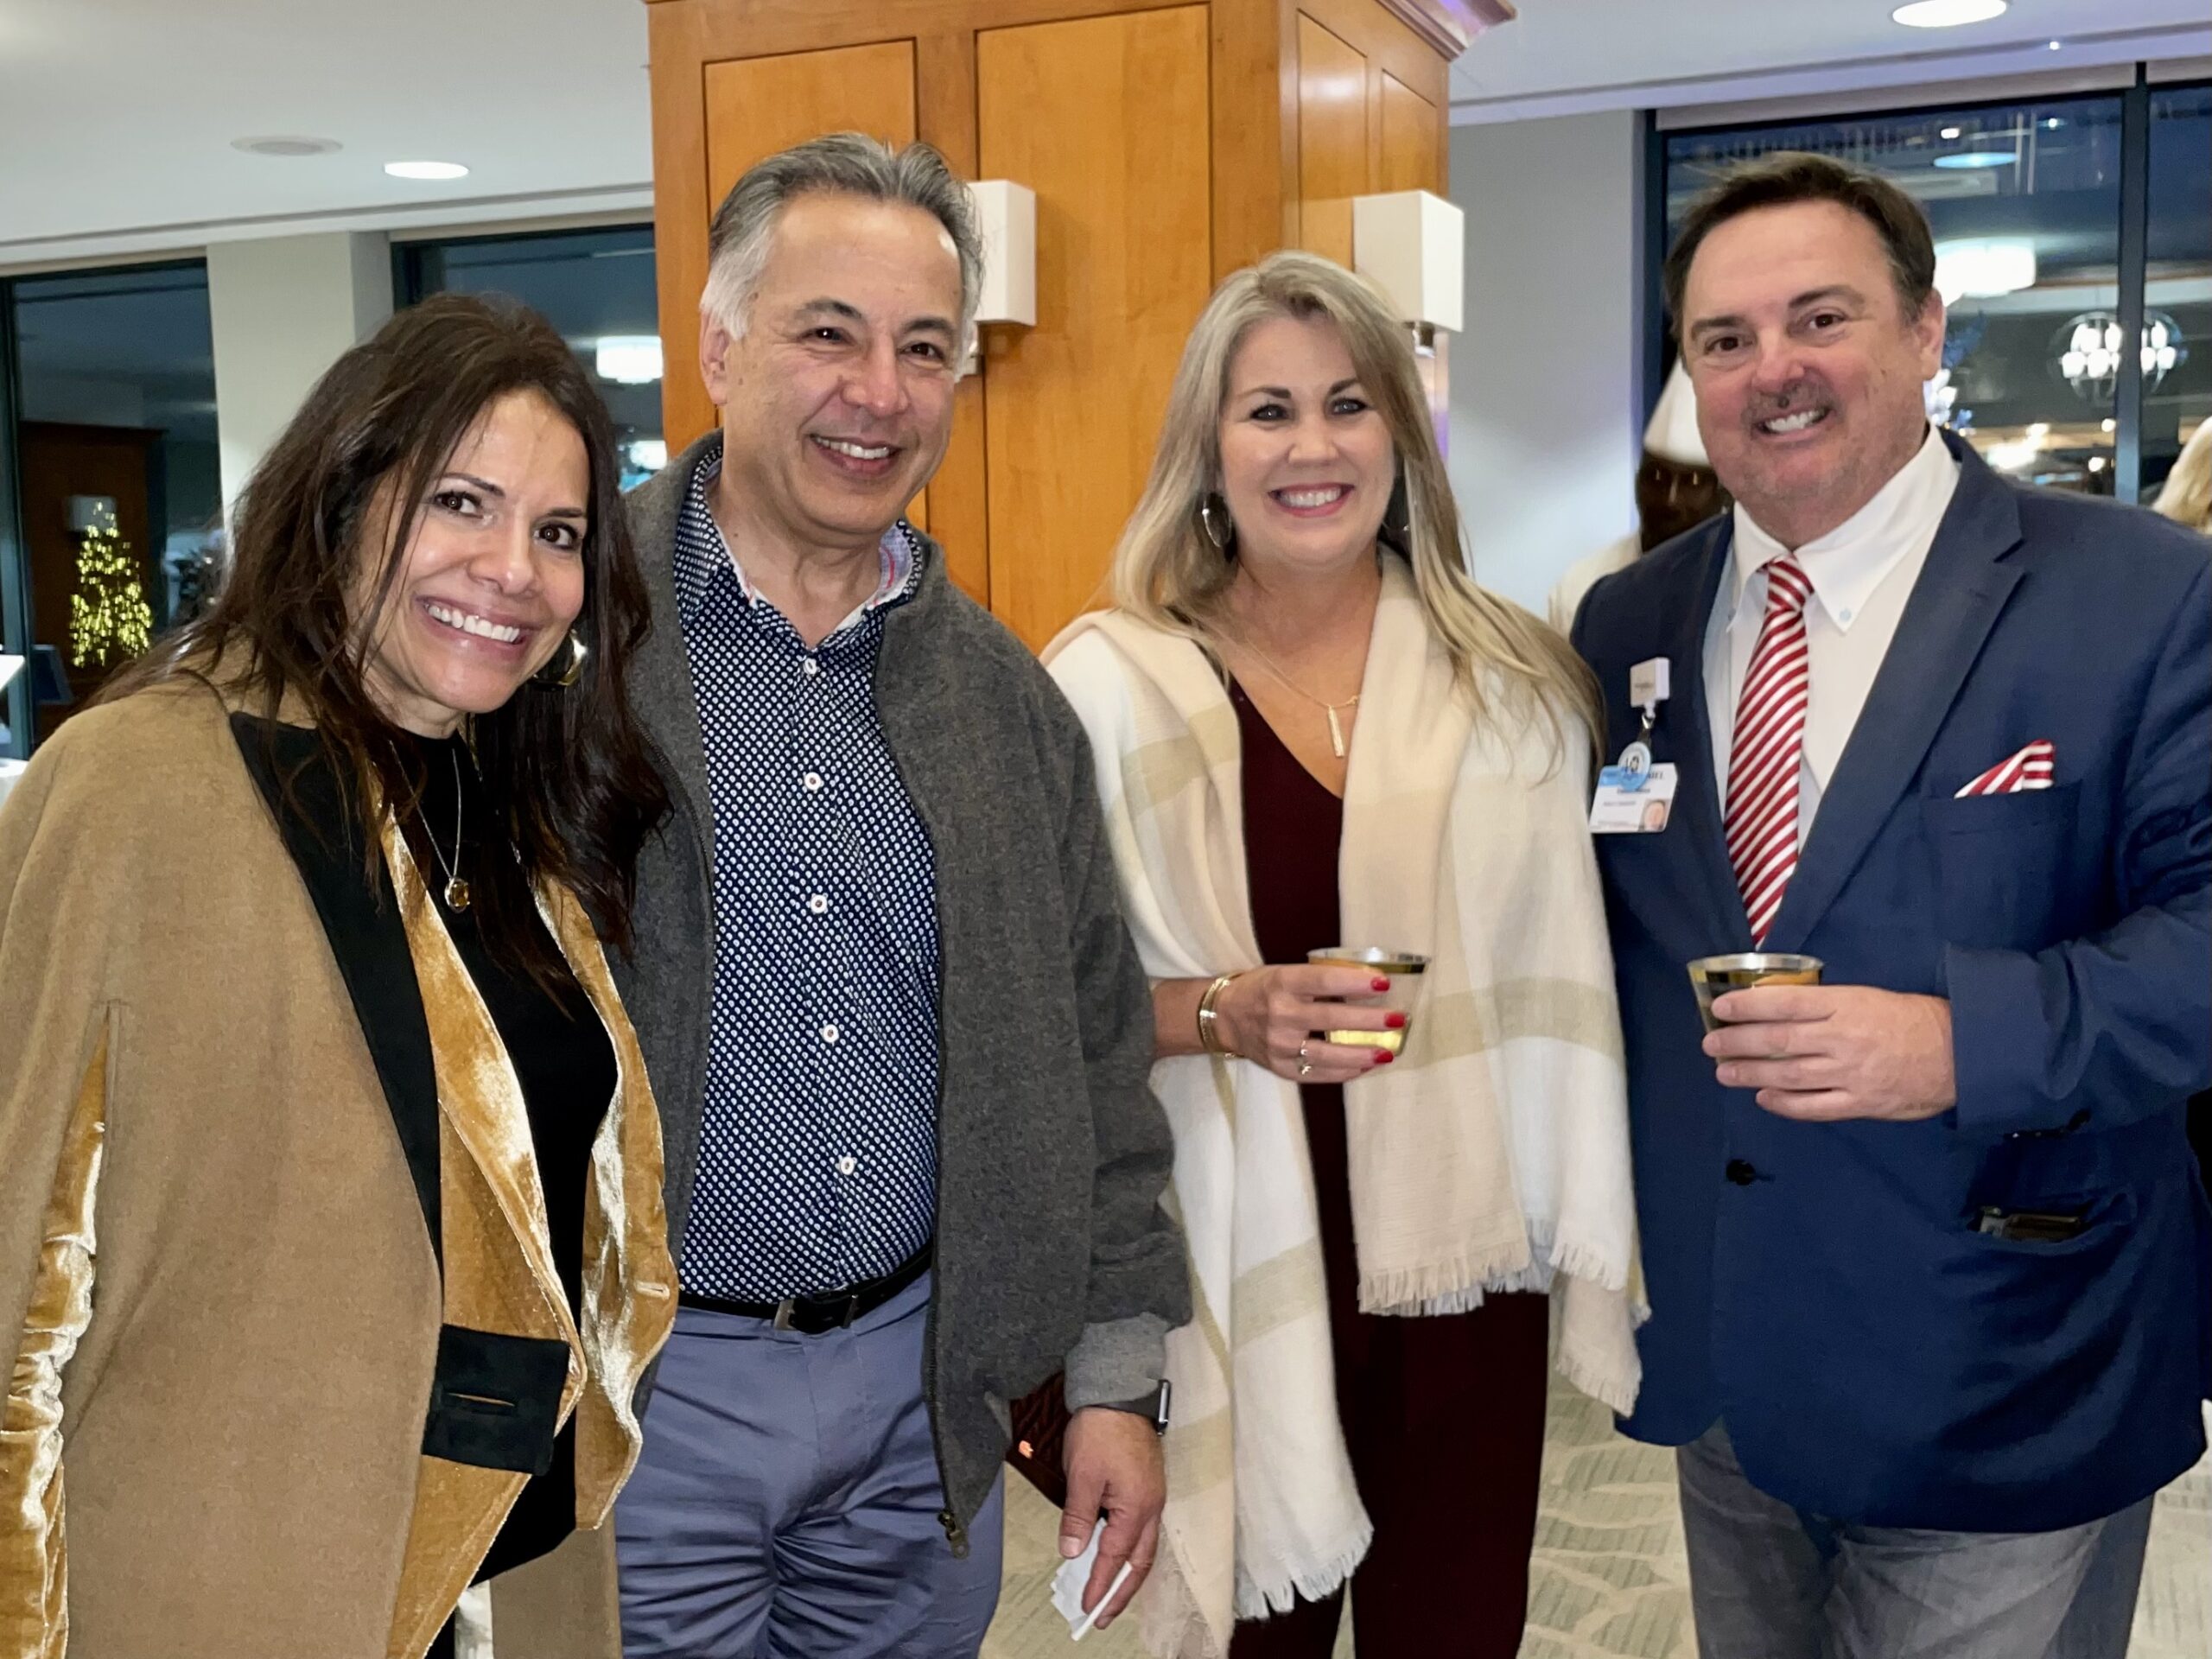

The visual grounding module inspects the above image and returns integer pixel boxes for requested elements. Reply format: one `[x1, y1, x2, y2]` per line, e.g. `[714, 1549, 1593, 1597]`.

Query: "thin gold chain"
[1233, 631, 1362, 719]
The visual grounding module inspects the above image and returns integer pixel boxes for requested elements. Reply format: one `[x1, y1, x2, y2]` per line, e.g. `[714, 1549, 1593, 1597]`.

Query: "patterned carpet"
[987, 1389, 2212, 1659]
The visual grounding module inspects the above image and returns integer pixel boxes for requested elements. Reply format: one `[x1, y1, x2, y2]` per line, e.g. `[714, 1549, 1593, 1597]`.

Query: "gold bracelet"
[1196, 972, 1243, 1059]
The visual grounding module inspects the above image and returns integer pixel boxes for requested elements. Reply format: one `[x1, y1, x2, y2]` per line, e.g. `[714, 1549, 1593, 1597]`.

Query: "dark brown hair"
[105, 293, 669, 966]
[1662, 151, 1937, 335]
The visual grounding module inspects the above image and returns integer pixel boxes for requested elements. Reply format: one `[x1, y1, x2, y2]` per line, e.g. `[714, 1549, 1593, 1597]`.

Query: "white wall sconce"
[965, 180, 1036, 373]
[1352, 190, 1465, 334]
[969, 181, 1037, 327]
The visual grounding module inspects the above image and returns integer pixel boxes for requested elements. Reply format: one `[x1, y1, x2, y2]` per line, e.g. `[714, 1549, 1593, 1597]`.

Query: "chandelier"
[2053, 309, 2188, 403]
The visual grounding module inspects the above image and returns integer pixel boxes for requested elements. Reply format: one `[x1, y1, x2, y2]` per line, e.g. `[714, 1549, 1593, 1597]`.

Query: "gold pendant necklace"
[1236, 635, 1362, 758]
[424, 748, 470, 911]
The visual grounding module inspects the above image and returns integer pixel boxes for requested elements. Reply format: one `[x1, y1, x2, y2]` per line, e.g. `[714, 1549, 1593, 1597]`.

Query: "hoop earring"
[537, 627, 589, 688]
[1198, 493, 1236, 553]
[1379, 470, 1413, 552]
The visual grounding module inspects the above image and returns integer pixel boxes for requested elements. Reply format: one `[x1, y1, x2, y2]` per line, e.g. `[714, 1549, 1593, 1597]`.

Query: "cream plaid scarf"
[1045, 559, 1642, 1657]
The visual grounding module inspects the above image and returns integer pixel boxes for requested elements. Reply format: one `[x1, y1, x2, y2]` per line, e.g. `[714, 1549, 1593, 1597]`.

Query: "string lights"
[68, 500, 154, 669]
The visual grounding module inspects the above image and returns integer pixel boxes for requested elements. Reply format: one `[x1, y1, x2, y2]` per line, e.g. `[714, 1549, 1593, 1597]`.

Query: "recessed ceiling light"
[233, 136, 341, 157]
[1891, 0, 2006, 27]
[2048, 38, 2062, 49]
[1934, 238, 2037, 302]
[1941, 126, 1963, 139]
[595, 336, 664, 385]
[385, 160, 469, 181]
[2045, 117, 2065, 130]
[1932, 151, 2016, 170]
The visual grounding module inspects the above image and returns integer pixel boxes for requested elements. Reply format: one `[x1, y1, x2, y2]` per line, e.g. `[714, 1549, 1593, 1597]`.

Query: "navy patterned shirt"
[672, 442, 942, 1301]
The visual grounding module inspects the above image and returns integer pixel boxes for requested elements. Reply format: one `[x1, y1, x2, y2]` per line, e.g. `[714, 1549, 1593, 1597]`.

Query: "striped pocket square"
[1956, 739, 2056, 798]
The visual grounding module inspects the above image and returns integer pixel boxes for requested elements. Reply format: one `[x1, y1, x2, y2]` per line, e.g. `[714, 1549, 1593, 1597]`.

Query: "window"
[2144, 85, 2210, 499]
[396, 226, 665, 489]
[2, 261, 220, 753]
[1666, 94, 2128, 494]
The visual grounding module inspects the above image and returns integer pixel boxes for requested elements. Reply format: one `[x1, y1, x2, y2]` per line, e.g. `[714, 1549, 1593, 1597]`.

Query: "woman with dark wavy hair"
[0, 294, 676, 1659]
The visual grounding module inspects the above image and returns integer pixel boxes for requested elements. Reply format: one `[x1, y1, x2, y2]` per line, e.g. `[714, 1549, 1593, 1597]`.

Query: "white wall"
[1446, 111, 1643, 619]
[207, 232, 393, 512]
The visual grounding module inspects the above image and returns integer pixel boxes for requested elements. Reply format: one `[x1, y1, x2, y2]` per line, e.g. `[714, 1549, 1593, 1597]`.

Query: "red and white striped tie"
[1726, 557, 1815, 946]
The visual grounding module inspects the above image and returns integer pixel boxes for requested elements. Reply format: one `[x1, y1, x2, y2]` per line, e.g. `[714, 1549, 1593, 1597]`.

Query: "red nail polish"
[1371, 976, 1391, 992]
[1373, 1051, 1395, 1065]
[1385, 1012, 1407, 1029]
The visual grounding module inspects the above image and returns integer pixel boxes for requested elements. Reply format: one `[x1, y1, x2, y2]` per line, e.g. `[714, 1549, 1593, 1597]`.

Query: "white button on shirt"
[1706, 425, 1961, 846]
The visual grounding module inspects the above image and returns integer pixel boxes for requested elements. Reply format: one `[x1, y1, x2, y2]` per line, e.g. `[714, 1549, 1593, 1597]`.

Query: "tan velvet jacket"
[0, 680, 675, 1658]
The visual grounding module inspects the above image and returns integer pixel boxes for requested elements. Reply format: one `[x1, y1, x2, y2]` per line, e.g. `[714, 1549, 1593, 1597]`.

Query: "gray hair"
[700, 133, 984, 345]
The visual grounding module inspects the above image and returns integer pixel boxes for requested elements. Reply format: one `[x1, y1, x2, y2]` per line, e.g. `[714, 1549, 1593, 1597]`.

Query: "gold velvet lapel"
[0, 1026, 108, 1659]
[539, 882, 676, 1522]
[378, 823, 674, 1659]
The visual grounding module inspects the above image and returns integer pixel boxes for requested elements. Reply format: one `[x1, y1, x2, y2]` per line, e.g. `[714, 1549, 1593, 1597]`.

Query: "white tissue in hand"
[1051, 1518, 1108, 1630]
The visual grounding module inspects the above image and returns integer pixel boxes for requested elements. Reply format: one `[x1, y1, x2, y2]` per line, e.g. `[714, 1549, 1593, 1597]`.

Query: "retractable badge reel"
[1590, 657, 1678, 834]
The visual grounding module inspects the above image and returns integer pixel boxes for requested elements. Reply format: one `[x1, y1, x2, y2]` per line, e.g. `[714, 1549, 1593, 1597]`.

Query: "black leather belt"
[679, 1244, 932, 1335]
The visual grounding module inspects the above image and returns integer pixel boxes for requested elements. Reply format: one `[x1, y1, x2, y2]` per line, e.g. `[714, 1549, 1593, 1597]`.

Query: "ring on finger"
[1297, 1039, 1313, 1079]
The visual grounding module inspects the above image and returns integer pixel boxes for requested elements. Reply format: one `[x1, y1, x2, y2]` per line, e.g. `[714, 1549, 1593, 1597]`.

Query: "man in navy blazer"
[1573, 153, 2210, 1657]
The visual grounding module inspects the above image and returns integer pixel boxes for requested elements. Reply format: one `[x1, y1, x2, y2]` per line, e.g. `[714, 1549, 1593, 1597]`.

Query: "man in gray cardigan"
[610, 134, 1187, 1656]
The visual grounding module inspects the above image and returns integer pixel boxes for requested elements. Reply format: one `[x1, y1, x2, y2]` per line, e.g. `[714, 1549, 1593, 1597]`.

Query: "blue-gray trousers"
[1678, 1421, 2152, 1659]
[615, 1273, 1006, 1657]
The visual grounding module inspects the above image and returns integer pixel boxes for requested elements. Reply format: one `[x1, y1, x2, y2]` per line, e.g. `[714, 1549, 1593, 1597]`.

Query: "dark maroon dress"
[1224, 680, 1551, 1659]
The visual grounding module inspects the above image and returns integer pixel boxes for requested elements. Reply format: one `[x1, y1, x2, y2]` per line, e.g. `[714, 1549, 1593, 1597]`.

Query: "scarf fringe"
[1357, 1227, 1636, 1318]
[1547, 1235, 1635, 1297]
[1233, 1521, 1375, 1622]
[1553, 1341, 1639, 1417]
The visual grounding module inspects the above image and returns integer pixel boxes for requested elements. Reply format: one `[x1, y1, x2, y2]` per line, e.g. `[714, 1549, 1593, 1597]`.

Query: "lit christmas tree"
[69, 502, 153, 669]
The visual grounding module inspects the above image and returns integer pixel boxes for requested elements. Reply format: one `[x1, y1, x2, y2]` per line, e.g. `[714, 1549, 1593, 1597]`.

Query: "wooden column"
[644, 0, 1475, 647]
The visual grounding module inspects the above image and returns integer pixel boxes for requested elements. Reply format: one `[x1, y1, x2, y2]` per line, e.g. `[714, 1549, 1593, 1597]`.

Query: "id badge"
[1590, 762, 1678, 834]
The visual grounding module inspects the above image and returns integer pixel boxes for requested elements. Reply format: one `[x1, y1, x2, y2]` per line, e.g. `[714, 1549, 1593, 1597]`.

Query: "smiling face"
[700, 191, 964, 557]
[1681, 200, 1945, 549]
[1216, 313, 1395, 582]
[352, 388, 590, 737]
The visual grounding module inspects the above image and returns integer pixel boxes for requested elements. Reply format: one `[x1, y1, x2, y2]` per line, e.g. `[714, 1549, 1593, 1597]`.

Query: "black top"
[403, 733, 616, 1580]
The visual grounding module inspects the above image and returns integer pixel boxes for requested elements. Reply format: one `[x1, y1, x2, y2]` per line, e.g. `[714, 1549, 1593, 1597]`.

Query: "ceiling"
[0, 1, 2205, 268]
[0, 0, 654, 266]
[1450, 0, 2210, 121]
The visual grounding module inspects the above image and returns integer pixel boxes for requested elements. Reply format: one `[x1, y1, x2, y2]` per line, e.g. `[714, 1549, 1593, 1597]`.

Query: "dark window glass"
[10, 262, 220, 747]
[2144, 84, 2210, 501]
[1667, 96, 2127, 494]
[400, 226, 664, 489]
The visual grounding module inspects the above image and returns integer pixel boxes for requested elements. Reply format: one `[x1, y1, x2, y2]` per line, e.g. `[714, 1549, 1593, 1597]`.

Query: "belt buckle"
[771, 1291, 863, 1333]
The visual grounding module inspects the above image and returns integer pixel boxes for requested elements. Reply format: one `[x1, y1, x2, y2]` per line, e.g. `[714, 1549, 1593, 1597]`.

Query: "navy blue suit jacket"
[1573, 433, 2212, 1531]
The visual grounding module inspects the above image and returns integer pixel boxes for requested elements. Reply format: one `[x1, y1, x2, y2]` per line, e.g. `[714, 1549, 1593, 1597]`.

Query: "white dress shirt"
[1705, 425, 1960, 846]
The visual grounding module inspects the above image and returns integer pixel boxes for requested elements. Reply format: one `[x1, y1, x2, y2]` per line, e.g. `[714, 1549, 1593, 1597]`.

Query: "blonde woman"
[2152, 417, 2211, 534]
[1044, 251, 1641, 1659]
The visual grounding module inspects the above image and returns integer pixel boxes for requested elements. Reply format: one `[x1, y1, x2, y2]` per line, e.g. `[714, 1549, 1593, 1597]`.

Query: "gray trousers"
[1677, 1422, 2152, 1659]
[615, 1272, 1006, 1658]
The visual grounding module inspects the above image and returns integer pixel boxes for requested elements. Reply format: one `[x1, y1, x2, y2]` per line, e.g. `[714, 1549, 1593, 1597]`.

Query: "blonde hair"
[2152, 419, 2212, 536]
[1109, 250, 1601, 753]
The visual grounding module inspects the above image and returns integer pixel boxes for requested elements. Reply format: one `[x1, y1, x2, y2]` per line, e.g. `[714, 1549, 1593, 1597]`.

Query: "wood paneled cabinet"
[646, 0, 1466, 648]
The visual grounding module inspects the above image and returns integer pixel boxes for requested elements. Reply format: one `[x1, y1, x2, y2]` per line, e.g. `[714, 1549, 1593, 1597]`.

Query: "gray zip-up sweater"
[616, 435, 1189, 1544]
